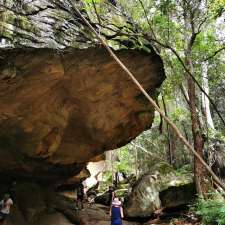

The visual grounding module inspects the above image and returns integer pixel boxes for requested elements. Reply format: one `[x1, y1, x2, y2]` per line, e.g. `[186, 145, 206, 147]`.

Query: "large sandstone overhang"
[0, 1, 165, 183]
[0, 47, 165, 182]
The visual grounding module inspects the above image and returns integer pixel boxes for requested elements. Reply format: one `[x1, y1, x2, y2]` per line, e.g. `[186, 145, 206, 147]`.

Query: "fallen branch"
[67, 0, 225, 191]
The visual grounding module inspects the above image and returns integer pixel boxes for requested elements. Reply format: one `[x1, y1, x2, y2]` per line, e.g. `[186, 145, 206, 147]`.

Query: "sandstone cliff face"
[0, 1, 165, 183]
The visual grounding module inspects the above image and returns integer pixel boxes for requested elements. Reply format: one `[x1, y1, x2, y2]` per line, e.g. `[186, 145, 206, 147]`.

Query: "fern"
[195, 197, 225, 225]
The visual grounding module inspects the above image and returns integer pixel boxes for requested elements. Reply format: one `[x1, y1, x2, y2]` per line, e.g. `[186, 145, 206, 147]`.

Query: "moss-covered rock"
[0, 0, 152, 50]
[124, 162, 195, 218]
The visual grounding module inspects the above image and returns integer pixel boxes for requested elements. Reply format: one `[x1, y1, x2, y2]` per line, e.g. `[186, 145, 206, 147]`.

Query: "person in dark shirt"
[76, 181, 84, 210]
[8, 182, 16, 202]
[107, 186, 115, 206]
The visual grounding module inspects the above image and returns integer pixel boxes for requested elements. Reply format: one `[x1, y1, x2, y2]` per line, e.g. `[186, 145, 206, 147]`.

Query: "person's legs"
[77, 196, 83, 209]
[77, 198, 81, 209]
[115, 219, 122, 225]
[80, 197, 84, 209]
[78, 195, 84, 209]
[75, 198, 78, 210]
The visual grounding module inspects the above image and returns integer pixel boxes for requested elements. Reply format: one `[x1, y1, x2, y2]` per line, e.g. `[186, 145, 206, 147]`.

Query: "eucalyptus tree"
[64, 0, 225, 194]
[95, 0, 225, 193]
[115, 0, 225, 195]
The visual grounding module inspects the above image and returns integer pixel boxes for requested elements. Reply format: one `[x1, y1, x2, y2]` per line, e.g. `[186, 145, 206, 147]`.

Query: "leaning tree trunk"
[70, 0, 225, 192]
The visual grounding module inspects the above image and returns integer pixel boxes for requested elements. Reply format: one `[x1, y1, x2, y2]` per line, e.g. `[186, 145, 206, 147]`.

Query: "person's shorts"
[0, 212, 8, 221]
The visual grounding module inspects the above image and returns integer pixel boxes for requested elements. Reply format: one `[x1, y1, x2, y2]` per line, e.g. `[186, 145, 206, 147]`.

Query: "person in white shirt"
[0, 194, 13, 225]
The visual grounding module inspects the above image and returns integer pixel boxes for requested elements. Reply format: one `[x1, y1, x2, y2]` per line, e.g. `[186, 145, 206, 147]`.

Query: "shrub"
[195, 197, 225, 225]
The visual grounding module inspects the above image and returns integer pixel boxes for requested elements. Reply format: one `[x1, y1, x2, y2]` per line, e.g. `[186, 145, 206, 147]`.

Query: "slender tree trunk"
[156, 98, 163, 134]
[181, 122, 189, 142]
[170, 128, 177, 167]
[110, 151, 114, 185]
[162, 95, 173, 165]
[201, 61, 214, 129]
[71, 1, 225, 191]
[186, 58, 206, 195]
[182, 1, 208, 194]
[135, 144, 138, 180]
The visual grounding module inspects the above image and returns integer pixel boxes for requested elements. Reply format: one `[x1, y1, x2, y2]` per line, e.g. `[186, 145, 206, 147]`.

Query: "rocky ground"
[35, 202, 202, 225]
[1, 162, 199, 225]
[4, 189, 201, 225]
[37, 202, 202, 225]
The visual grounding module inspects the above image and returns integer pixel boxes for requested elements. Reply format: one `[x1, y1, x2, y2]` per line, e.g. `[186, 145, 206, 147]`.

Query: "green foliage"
[102, 170, 112, 183]
[195, 197, 225, 225]
[208, 129, 225, 142]
[99, 170, 113, 192]
[114, 146, 134, 174]
[86, 0, 225, 181]
[175, 164, 192, 176]
[84, 0, 102, 3]
[126, 2, 225, 168]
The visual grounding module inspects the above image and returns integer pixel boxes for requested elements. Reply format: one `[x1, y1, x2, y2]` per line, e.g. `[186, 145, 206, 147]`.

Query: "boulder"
[0, 1, 165, 185]
[94, 191, 112, 206]
[0, 46, 164, 184]
[94, 188, 128, 206]
[36, 213, 75, 225]
[124, 163, 195, 218]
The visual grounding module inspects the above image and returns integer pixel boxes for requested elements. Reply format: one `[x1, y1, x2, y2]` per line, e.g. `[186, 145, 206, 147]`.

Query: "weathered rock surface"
[0, 1, 165, 184]
[0, 47, 164, 182]
[35, 213, 75, 225]
[0, 0, 152, 50]
[124, 163, 195, 218]
[94, 191, 112, 206]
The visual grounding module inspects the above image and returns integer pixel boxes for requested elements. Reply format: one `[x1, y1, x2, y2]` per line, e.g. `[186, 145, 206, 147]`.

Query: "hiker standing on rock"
[0, 194, 13, 225]
[110, 197, 124, 225]
[107, 186, 115, 206]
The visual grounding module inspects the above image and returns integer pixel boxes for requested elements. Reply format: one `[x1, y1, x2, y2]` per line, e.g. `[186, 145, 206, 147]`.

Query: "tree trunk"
[162, 95, 173, 165]
[110, 151, 114, 185]
[135, 144, 138, 180]
[187, 58, 207, 195]
[169, 127, 177, 167]
[201, 61, 214, 129]
[71, 1, 225, 191]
